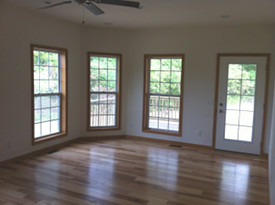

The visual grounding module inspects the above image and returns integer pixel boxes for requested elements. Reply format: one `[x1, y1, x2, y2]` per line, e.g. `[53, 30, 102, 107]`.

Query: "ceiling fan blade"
[85, 2, 105, 15]
[96, 0, 140, 8]
[39, 1, 72, 9]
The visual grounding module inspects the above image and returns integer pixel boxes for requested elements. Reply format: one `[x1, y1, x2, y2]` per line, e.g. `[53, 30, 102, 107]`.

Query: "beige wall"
[0, 3, 82, 161]
[0, 2, 274, 162]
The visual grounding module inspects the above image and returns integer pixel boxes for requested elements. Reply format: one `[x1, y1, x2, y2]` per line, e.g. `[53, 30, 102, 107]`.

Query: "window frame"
[142, 54, 184, 136]
[31, 44, 68, 144]
[87, 52, 121, 131]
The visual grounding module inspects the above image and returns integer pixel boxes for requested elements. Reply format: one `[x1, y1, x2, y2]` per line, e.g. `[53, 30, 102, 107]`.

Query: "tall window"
[88, 53, 121, 130]
[31, 45, 67, 143]
[143, 55, 184, 136]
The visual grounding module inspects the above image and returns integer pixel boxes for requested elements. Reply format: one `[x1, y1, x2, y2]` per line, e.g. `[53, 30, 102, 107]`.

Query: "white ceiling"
[2, 0, 275, 29]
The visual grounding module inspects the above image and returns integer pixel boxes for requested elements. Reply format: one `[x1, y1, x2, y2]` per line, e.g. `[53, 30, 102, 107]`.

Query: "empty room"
[0, 0, 275, 204]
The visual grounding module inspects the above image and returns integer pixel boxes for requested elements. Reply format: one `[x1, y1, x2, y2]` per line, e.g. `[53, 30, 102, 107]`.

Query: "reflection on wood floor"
[0, 138, 269, 205]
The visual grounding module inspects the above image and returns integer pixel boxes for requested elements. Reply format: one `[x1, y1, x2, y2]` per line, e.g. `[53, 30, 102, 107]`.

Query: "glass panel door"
[215, 56, 267, 155]
[225, 64, 256, 142]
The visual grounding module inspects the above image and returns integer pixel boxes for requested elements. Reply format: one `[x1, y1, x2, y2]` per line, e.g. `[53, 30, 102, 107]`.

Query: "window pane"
[90, 57, 99, 68]
[170, 97, 180, 107]
[39, 51, 48, 65]
[33, 51, 39, 65]
[108, 94, 116, 102]
[99, 104, 108, 114]
[151, 59, 160, 70]
[34, 96, 41, 109]
[99, 115, 107, 126]
[51, 120, 60, 133]
[51, 95, 60, 107]
[150, 105, 159, 117]
[49, 53, 58, 66]
[91, 68, 99, 80]
[225, 125, 238, 140]
[99, 58, 108, 69]
[49, 67, 58, 79]
[40, 80, 49, 93]
[169, 108, 179, 120]
[91, 116, 98, 126]
[170, 83, 181, 95]
[91, 104, 99, 115]
[49, 80, 59, 92]
[169, 121, 179, 131]
[91, 94, 99, 103]
[240, 111, 253, 126]
[41, 121, 50, 136]
[100, 70, 107, 79]
[41, 109, 50, 122]
[240, 96, 254, 111]
[171, 72, 181, 83]
[159, 118, 168, 130]
[108, 81, 116, 92]
[149, 117, 158, 129]
[161, 71, 170, 83]
[34, 80, 40, 94]
[108, 104, 116, 115]
[90, 80, 99, 91]
[35, 123, 41, 138]
[172, 59, 181, 71]
[243, 64, 256, 80]
[108, 115, 115, 126]
[226, 110, 239, 125]
[161, 59, 171, 70]
[34, 66, 39, 79]
[150, 71, 160, 82]
[35, 110, 41, 123]
[108, 58, 116, 69]
[150, 82, 160, 94]
[51, 107, 59, 120]
[150, 95, 159, 106]
[239, 126, 252, 142]
[226, 95, 240, 110]
[227, 80, 241, 95]
[160, 83, 170, 94]
[241, 80, 255, 96]
[228, 64, 242, 79]
[41, 96, 50, 108]
[99, 80, 107, 91]
[108, 70, 116, 81]
[40, 66, 48, 79]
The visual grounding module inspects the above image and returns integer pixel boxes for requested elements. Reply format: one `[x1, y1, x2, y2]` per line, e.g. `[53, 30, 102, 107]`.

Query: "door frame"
[212, 53, 271, 156]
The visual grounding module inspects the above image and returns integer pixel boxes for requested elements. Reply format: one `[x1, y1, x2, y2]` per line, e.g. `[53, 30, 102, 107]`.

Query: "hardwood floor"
[0, 138, 269, 205]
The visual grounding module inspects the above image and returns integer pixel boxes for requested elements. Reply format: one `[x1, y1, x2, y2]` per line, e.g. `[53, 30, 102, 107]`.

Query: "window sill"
[142, 128, 181, 137]
[33, 132, 67, 145]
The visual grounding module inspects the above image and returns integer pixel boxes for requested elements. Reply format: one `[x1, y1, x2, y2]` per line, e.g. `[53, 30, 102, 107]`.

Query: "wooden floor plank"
[0, 138, 269, 205]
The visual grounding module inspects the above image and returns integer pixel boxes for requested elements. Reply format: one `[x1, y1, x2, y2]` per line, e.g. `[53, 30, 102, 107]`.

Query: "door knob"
[219, 110, 224, 113]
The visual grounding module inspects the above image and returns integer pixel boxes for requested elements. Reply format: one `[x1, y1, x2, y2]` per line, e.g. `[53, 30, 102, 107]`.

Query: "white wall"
[269, 84, 275, 205]
[0, 3, 82, 161]
[269, 26, 275, 205]
[0, 3, 274, 162]
[125, 26, 275, 152]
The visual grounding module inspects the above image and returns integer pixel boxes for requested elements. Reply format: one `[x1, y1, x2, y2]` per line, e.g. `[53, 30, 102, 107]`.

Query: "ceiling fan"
[39, 0, 141, 15]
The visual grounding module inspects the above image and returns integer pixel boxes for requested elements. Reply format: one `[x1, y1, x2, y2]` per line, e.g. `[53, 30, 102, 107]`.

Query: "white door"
[215, 56, 267, 154]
